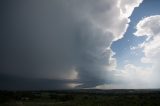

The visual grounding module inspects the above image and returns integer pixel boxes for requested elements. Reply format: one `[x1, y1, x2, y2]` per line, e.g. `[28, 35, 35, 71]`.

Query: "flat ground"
[0, 89, 160, 106]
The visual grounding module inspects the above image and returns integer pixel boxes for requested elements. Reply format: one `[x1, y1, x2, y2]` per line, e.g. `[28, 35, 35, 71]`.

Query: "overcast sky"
[1, 0, 160, 90]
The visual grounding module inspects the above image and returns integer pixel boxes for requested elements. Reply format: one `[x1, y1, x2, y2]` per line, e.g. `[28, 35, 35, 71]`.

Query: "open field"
[1, 89, 160, 106]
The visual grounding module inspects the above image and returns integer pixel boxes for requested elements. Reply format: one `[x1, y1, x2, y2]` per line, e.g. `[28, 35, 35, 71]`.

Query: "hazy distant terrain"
[1, 89, 160, 106]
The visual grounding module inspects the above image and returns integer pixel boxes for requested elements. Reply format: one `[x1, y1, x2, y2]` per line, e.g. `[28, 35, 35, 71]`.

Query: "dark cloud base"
[0, 73, 76, 90]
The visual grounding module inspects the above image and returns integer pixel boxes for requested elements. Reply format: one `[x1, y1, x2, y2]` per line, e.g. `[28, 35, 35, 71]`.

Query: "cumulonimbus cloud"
[1, 0, 143, 89]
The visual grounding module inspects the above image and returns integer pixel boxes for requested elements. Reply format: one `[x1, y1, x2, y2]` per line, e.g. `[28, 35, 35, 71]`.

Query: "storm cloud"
[0, 0, 143, 90]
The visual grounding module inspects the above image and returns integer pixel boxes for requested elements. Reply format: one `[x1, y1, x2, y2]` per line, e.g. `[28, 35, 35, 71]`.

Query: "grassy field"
[1, 89, 160, 106]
